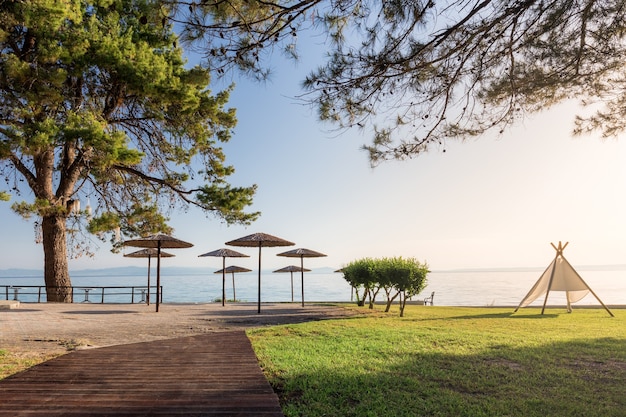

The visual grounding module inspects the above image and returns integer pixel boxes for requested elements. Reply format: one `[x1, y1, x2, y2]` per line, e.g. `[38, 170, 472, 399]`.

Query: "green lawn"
[0, 350, 61, 380]
[248, 305, 625, 417]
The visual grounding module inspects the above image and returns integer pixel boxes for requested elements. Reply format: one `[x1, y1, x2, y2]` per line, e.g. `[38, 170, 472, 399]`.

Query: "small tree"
[342, 257, 379, 308]
[342, 256, 429, 315]
[378, 257, 403, 312]
[374, 257, 429, 316]
[395, 260, 430, 317]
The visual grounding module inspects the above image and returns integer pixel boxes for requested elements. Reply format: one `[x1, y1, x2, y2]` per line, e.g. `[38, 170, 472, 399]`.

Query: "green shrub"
[341, 257, 429, 316]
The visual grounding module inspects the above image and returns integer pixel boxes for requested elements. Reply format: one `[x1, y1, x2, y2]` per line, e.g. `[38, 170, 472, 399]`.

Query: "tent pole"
[541, 255, 558, 315]
[514, 259, 553, 312]
[583, 285, 615, 317]
[561, 256, 614, 317]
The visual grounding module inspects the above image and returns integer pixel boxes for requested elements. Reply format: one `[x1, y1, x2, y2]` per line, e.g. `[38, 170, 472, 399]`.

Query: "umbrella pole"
[290, 272, 294, 303]
[156, 242, 161, 313]
[257, 244, 262, 314]
[300, 256, 305, 307]
[232, 272, 236, 301]
[147, 255, 151, 306]
[222, 257, 226, 307]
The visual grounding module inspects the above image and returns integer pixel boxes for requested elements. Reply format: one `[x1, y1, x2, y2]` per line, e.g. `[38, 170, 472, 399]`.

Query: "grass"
[1, 338, 90, 379]
[248, 305, 626, 417]
[0, 349, 61, 380]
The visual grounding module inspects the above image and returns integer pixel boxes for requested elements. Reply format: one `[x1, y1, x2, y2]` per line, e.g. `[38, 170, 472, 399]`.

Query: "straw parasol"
[273, 265, 311, 302]
[124, 248, 175, 305]
[214, 265, 252, 302]
[226, 232, 295, 313]
[199, 248, 249, 306]
[277, 248, 327, 307]
[124, 234, 193, 312]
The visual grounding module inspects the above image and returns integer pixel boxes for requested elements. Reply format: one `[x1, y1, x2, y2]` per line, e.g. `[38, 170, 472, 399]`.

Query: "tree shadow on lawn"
[270, 338, 626, 417]
[407, 311, 560, 321]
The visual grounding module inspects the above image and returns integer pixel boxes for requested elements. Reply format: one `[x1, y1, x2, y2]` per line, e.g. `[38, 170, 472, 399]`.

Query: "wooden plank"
[0, 331, 284, 417]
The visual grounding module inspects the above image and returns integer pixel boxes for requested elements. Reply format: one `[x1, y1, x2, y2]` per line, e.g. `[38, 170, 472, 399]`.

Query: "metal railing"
[1, 285, 162, 304]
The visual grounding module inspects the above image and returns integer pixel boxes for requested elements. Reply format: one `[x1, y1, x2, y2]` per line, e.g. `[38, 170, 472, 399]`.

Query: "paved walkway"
[0, 331, 284, 416]
[0, 303, 359, 416]
[0, 302, 356, 355]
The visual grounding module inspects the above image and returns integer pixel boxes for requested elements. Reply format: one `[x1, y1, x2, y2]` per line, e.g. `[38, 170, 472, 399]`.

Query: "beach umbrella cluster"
[123, 248, 175, 306]
[277, 248, 327, 307]
[213, 265, 252, 302]
[199, 248, 249, 306]
[225, 233, 295, 314]
[273, 265, 311, 302]
[123, 234, 193, 312]
[123, 232, 328, 313]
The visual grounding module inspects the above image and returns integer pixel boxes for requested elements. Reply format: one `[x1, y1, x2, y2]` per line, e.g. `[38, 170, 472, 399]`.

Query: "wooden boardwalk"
[0, 331, 284, 416]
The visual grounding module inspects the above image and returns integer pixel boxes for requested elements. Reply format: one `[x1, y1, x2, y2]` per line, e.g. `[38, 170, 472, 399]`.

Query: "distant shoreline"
[2, 264, 626, 278]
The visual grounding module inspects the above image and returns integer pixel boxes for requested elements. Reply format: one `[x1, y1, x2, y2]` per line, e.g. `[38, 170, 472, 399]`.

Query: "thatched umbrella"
[226, 232, 295, 313]
[273, 265, 311, 302]
[124, 248, 175, 305]
[277, 248, 327, 307]
[214, 265, 252, 302]
[199, 248, 249, 306]
[124, 234, 193, 312]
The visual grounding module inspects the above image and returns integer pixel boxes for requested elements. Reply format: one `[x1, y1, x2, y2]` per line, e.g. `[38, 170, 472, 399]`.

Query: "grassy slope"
[248, 305, 625, 417]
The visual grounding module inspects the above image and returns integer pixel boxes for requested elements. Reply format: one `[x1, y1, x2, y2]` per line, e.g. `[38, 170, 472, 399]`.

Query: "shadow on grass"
[405, 312, 561, 321]
[268, 338, 626, 417]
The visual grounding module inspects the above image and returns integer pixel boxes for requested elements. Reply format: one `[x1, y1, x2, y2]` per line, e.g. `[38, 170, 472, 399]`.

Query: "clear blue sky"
[1, 35, 625, 273]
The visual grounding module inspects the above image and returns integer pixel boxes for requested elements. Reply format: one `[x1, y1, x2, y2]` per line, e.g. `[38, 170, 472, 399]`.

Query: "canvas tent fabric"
[514, 242, 614, 317]
[517, 257, 590, 309]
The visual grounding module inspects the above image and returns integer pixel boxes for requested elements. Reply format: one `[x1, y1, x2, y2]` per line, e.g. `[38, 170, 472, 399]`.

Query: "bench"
[0, 300, 20, 309]
[424, 291, 435, 306]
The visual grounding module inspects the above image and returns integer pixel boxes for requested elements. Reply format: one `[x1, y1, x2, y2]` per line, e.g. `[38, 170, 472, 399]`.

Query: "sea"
[1, 266, 624, 307]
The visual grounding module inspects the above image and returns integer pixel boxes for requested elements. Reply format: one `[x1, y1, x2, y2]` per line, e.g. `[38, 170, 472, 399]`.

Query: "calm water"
[1, 267, 624, 307]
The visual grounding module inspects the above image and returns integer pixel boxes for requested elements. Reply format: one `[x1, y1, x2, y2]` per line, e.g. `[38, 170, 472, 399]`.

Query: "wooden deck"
[0, 331, 284, 416]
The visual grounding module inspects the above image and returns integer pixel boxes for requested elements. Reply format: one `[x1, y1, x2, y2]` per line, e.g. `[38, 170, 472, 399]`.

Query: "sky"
[1, 34, 626, 273]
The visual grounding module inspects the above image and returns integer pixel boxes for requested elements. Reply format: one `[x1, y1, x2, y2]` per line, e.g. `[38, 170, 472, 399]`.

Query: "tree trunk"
[368, 287, 380, 309]
[385, 290, 400, 312]
[42, 214, 73, 302]
[355, 286, 366, 306]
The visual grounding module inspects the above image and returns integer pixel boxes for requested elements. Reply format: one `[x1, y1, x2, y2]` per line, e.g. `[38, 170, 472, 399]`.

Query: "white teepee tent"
[514, 242, 614, 316]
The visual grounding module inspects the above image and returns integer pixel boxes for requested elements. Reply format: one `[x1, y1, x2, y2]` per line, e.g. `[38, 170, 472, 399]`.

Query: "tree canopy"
[342, 256, 429, 316]
[0, 0, 258, 300]
[169, 0, 626, 163]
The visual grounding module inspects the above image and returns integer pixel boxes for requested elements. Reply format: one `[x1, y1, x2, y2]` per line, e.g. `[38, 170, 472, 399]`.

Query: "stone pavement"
[0, 302, 357, 355]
